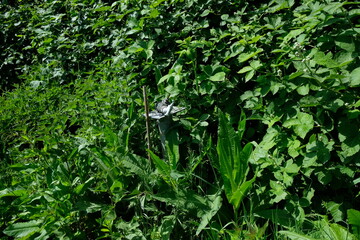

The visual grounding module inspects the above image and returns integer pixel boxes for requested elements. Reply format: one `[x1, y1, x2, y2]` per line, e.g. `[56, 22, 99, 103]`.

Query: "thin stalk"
[143, 86, 151, 162]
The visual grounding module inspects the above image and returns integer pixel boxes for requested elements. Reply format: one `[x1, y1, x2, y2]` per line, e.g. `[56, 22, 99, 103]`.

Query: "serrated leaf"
[284, 159, 300, 173]
[282, 29, 304, 43]
[288, 139, 301, 158]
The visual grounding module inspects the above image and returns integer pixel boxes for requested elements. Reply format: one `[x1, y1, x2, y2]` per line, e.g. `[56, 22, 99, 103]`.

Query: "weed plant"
[1, 0, 360, 239]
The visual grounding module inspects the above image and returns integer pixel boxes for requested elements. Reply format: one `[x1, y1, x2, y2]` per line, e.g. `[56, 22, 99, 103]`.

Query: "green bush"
[1, 0, 359, 239]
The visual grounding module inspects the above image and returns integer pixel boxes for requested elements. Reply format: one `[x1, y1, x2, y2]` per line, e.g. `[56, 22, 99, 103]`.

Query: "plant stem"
[143, 86, 151, 162]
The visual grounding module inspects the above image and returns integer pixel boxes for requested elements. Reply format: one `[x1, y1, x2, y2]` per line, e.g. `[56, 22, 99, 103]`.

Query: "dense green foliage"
[1, 0, 360, 239]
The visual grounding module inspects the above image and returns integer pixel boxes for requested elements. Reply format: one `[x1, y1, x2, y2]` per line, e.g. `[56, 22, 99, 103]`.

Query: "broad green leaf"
[229, 174, 256, 210]
[338, 119, 360, 157]
[166, 128, 180, 170]
[327, 223, 357, 240]
[74, 177, 95, 195]
[335, 36, 355, 52]
[348, 209, 360, 227]
[284, 159, 300, 173]
[0, 188, 27, 198]
[94, 6, 111, 11]
[289, 71, 303, 80]
[313, 50, 338, 68]
[288, 138, 301, 158]
[238, 66, 253, 74]
[297, 84, 309, 95]
[350, 67, 360, 87]
[91, 147, 117, 181]
[245, 70, 255, 82]
[196, 191, 222, 235]
[270, 180, 287, 203]
[284, 112, 314, 139]
[238, 48, 263, 63]
[279, 231, 317, 240]
[324, 201, 343, 223]
[256, 209, 295, 227]
[3, 220, 41, 238]
[217, 111, 239, 199]
[209, 72, 225, 81]
[282, 29, 304, 44]
[159, 215, 176, 240]
[148, 149, 170, 176]
[217, 111, 253, 210]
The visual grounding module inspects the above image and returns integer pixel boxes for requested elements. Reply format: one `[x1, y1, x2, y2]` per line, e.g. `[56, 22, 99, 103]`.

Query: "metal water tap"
[145, 99, 185, 157]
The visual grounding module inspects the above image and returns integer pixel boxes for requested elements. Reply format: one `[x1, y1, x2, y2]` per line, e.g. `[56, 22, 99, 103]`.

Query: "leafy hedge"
[1, 0, 360, 239]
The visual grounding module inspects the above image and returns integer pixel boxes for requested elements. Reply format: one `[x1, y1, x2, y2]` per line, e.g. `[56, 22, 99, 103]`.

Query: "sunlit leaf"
[209, 72, 226, 81]
[4, 220, 41, 238]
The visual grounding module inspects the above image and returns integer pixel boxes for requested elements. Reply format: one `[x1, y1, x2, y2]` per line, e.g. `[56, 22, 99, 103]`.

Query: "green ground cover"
[1, 0, 360, 239]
